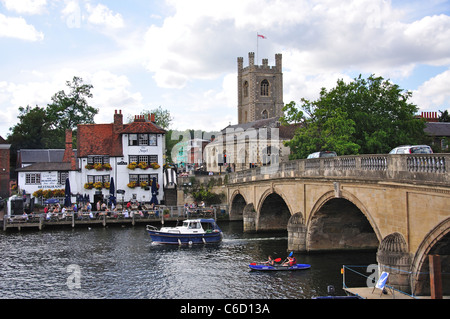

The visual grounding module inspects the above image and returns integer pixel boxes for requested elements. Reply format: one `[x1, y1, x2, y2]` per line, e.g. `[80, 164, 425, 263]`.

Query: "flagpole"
[256, 32, 259, 64]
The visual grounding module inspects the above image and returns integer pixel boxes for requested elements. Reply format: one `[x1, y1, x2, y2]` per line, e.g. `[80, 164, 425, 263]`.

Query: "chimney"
[151, 113, 155, 123]
[63, 130, 76, 170]
[114, 109, 123, 126]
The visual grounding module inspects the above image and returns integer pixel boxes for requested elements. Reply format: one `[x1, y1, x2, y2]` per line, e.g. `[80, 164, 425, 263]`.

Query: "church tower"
[237, 52, 283, 124]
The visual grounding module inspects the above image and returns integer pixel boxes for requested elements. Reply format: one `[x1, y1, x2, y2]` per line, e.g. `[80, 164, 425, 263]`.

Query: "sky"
[1, 0, 449, 140]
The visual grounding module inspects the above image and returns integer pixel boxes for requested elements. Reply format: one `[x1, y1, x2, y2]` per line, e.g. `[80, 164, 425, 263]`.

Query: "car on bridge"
[389, 145, 433, 154]
[307, 151, 337, 159]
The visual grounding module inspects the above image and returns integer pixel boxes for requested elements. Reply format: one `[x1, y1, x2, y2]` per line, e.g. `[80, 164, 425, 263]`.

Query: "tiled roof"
[77, 120, 166, 158]
[116, 120, 166, 134]
[16, 162, 75, 172]
[424, 122, 450, 137]
[77, 124, 123, 158]
[19, 149, 65, 163]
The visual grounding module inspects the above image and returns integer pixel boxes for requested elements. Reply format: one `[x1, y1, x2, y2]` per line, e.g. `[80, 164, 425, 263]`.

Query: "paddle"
[282, 251, 294, 265]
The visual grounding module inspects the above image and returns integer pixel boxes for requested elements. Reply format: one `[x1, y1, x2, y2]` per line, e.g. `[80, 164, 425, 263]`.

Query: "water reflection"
[0, 222, 376, 299]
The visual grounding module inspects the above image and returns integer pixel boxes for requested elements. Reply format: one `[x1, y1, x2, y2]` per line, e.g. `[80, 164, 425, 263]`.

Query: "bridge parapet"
[229, 154, 449, 186]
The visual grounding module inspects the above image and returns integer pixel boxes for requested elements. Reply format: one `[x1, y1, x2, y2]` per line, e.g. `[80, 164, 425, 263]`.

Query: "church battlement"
[237, 52, 284, 124]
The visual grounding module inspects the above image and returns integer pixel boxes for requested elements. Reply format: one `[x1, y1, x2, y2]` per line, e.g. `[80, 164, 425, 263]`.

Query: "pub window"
[129, 134, 138, 146]
[129, 134, 157, 146]
[139, 155, 147, 163]
[58, 172, 69, 185]
[87, 175, 110, 183]
[25, 173, 41, 185]
[87, 156, 109, 164]
[129, 174, 158, 184]
[129, 155, 158, 164]
[149, 134, 157, 146]
[139, 134, 149, 146]
[261, 79, 269, 96]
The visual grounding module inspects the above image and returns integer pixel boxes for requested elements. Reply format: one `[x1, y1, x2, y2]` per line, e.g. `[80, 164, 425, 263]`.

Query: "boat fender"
[202, 238, 206, 244]
[178, 239, 182, 245]
[188, 241, 193, 246]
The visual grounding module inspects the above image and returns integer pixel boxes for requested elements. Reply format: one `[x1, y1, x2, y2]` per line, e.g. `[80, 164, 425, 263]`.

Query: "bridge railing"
[228, 154, 449, 186]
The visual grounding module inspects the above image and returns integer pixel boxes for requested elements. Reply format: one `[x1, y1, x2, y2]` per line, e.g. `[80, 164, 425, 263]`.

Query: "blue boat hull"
[248, 263, 311, 271]
[147, 230, 222, 245]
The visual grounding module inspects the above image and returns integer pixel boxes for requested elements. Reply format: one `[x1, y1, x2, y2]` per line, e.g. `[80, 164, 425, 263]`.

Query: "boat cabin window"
[188, 222, 201, 229]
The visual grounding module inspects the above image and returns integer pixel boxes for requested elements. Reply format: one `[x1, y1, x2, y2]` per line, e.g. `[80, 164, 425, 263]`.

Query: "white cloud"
[142, 0, 450, 92]
[1, 0, 47, 15]
[0, 13, 44, 41]
[0, 70, 146, 137]
[85, 3, 124, 29]
[411, 69, 450, 110]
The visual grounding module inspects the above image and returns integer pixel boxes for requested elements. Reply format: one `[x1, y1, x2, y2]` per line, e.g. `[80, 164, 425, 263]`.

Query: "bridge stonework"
[226, 154, 450, 295]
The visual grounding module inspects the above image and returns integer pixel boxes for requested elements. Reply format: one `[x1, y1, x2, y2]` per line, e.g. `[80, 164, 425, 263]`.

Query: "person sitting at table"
[22, 211, 29, 221]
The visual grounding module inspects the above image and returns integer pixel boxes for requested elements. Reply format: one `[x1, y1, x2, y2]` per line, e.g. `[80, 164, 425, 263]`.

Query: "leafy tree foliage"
[46, 76, 98, 146]
[7, 75, 97, 173]
[281, 75, 427, 158]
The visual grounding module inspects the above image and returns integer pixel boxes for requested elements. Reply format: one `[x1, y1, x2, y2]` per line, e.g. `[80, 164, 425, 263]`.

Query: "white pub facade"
[16, 110, 166, 207]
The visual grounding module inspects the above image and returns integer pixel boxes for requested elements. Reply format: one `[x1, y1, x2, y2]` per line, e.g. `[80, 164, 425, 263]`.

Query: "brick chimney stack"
[114, 109, 123, 125]
[63, 130, 76, 170]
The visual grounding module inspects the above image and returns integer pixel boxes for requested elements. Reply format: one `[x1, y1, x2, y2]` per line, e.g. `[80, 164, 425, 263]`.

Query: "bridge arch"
[229, 190, 247, 221]
[256, 189, 291, 232]
[306, 190, 380, 251]
[410, 217, 450, 296]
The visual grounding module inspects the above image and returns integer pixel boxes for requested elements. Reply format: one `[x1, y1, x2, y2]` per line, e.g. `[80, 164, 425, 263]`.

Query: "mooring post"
[429, 254, 443, 299]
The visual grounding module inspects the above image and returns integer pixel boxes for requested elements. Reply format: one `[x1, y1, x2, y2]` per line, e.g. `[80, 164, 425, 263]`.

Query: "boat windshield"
[182, 221, 202, 229]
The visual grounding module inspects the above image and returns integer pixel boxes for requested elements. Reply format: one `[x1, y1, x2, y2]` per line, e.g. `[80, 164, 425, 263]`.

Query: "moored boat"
[146, 218, 222, 245]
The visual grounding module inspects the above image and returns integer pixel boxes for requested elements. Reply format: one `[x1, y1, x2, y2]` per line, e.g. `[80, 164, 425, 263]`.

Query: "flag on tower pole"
[256, 33, 267, 63]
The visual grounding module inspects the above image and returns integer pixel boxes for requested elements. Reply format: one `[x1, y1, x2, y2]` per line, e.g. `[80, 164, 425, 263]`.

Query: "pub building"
[16, 110, 166, 210]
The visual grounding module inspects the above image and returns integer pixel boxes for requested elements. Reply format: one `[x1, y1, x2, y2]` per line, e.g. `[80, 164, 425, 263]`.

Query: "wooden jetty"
[2, 208, 218, 231]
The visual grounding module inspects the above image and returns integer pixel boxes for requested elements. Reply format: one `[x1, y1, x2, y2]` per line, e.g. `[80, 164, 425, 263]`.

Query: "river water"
[0, 221, 376, 299]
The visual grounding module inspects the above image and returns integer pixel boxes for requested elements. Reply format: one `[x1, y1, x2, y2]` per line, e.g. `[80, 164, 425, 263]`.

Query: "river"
[0, 221, 376, 299]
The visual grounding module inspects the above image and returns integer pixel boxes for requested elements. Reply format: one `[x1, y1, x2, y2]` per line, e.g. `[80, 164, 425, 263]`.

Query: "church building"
[205, 52, 297, 173]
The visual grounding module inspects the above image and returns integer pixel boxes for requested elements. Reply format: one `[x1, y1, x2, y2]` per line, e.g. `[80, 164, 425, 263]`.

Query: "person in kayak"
[283, 256, 296, 266]
[264, 256, 274, 266]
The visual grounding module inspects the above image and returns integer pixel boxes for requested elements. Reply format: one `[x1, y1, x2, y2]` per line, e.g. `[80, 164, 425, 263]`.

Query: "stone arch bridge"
[226, 154, 450, 296]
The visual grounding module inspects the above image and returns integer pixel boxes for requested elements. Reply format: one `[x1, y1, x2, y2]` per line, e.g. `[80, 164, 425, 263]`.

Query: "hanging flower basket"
[127, 162, 137, 170]
[150, 162, 160, 169]
[140, 181, 149, 188]
[84, 182, 94, 189]
[138, 162, 149, 170]
[93, 182, 103, 190]
[127, 181, 137, 188]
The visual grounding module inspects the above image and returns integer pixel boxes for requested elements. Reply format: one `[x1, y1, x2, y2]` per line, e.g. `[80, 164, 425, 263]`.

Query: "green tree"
[46, 76, 98, 147]
[7, 105, 51, 149]
[128, 106, 173, 129]
[281, 75, 427, 158]
[439, 110, 450, 122]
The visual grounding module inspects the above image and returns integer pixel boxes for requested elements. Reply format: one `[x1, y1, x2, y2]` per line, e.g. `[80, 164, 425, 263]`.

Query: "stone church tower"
[237, 52, 283, 124]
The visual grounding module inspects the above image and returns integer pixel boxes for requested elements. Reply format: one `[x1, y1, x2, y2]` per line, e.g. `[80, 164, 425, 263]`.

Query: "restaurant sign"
[38, 172, 59, 189]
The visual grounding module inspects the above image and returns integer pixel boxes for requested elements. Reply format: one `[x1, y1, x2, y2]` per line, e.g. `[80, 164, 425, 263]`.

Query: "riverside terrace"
[2, 206, 223, 231]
